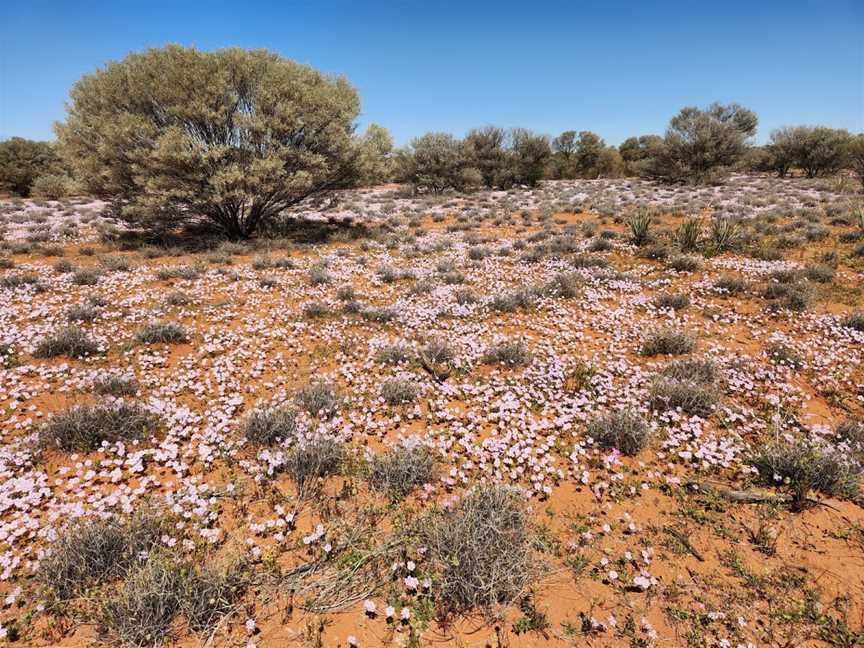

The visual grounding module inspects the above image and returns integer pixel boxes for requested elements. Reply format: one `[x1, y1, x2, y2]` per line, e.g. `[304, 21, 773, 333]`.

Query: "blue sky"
[1, 0, 861, 146]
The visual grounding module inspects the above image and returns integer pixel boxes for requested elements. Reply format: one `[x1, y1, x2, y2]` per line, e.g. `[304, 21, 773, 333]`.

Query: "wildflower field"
[1, 175, 863, 647]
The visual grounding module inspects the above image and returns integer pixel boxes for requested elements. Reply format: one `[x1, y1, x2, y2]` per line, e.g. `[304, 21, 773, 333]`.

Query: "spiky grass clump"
[67, 303, 99, 322]
[34, 326, 99, 358]
[37, 513, 170, 602]
[380, 377, 419, 405]
[640, 329, 695, 356]
[649, 378, 719, 417]
[375, 343, 413, 365]
[653, 292, 690, 311]
[39, 403, 159, 451]
[626, 210, 652, 246]
[490, 289, 535, 313]
[676, 217, 703, 252]
[586, 409, 652, 456]
[295, 381, 339, 418]
[421, 339, 455, 366]
[180, 558, 247, 633]
[136, 322, 188, 344]
[714, 276, 746, 296]
[156, 265, 201, 280]
[367, 443, 436, 500]
[422, 485, 537, 617]
[91, 374, 139, 397]
[482, 340, 531, 367]
[660, 357, 719, 384]
[668, 254, 702, 272]
[71, 268, 101, 285]
[282, 436, 344, 497]
[762, 282, 814, 312]
[99, 552, 183, 647]
[751, 441, 862, 508]
[241, 406, 298, 446]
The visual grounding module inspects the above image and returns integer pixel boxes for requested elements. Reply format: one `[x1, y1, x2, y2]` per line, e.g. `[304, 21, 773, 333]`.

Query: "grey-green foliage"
[652, 102, 758, 183]
[0, 137, 62, 196]
[769, 126, 851, 178]
[402, 127, 551, 193]
[56, 45, 367, 238]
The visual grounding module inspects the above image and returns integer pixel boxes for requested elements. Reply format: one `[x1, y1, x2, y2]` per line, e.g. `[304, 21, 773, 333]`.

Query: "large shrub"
[56, 45, 365, 238]
[463, 126, 508, 187]
[401, 132, 473, 193]
[652, 102, 758, 183]
[0, 137, 62, 197]
[619, 135, 664, 176]
[769, 126, 850, 178]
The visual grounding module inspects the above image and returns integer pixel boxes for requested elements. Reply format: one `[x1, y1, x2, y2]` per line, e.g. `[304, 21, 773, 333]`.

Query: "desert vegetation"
[0, 43, 862, 648]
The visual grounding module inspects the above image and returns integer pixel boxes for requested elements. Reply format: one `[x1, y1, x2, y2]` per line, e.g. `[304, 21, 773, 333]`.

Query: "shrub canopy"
[769, 126, 851, 178]
[0, 137, 62, 197]
[652, 102, 758, 183]
[56, 45, 365, 238]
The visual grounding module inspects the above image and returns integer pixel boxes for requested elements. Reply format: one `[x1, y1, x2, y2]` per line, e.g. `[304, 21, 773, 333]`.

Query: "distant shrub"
[652, 102, 758, 183]
[653, 292, 690, 311]
[751, 441, 862, 507]
[762, 282, 814, 312]
[295, 381, 339, 417]
[0, 137, 61, 197]
[136, 322, 188, 344]
[490, 288, 535, 313]
[367, 442, 436, 500]
[164, 290, 191, 306]
[380, 377, 419, 405]
[156, 265, 201, 281]
[71, 268, 100, 285]
[67, 303, 98, 322]
[99, 254, 131, 272]
[241, 406, 298, 445]
[661, 357, 719, 384]
[375, 343, 413, 365]
[714, 276, 746, 295]
[34, 326, 98, 358]
[91, 374, 138, 397]
[302, 301, 331, 319]
[668, 254, 702, 272]
[586, 410, 652, 455]
[53, 259, 74, 274]
[650, 378, 718, 417]
[422, 485, 536, 616]
[482, 339, 531, 367]
[39, 403, 159, 451]
[641, 329, 695, 356]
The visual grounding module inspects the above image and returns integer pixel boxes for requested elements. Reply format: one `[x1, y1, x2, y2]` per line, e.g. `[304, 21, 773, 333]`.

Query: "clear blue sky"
[1, 0, 861, 146]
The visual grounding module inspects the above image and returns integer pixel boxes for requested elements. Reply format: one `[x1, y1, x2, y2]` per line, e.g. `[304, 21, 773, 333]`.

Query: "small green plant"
[295, 381, 340, 417]
[751, 440, 862, 508]
[366, 442, 436, 500]
[34, 326, 99, 358]
[136, 322, 188, 344]
[38, 403, 160, 451]
[241, 406, 298, 445]
[641, 329, 695, 356]
[676, 217, 704, 252]
[586, 409, 652, 455]
[626, 209, 652, 247]
[482, 339, 531, 367]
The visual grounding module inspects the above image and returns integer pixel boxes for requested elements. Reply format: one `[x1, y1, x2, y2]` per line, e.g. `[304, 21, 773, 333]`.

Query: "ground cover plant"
[1, 170, 863, 648]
